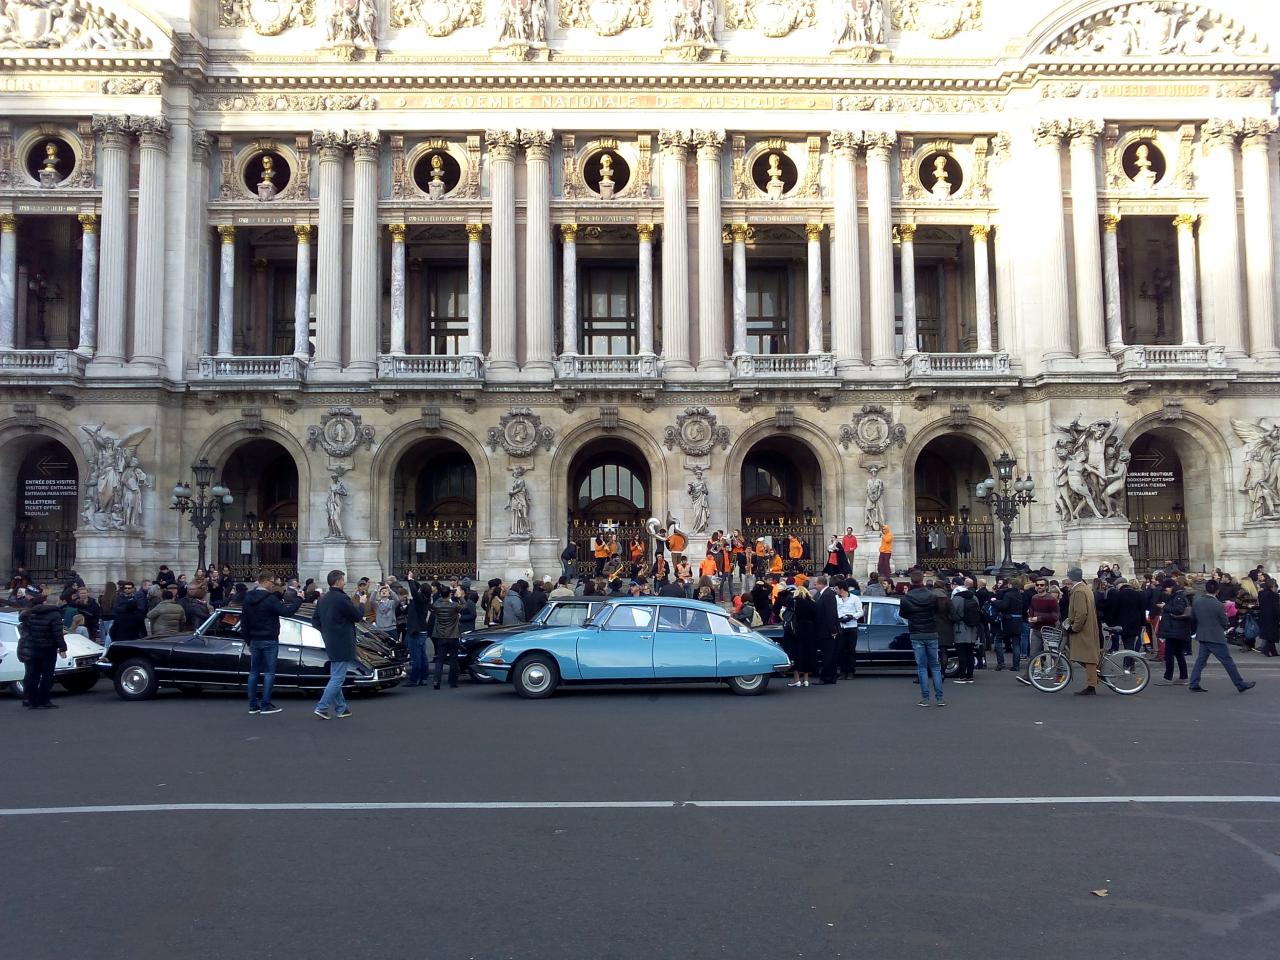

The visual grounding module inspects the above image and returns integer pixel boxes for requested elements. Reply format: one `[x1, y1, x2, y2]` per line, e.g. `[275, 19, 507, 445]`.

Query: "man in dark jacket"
[1156, 580, 1194, 684]
[812, 576, 841, 684]
[19, 592, 67, 709]
[430, 585, 466, 689]
[311, 569, 361, 719]
[900, 571, 946, 706]
[402, 571, 434, 686]
[1188, 580, 1255, 693]
[993, 581, 1025, 672]
[109, 582, 148, 643]
[240, 573, 303, 714]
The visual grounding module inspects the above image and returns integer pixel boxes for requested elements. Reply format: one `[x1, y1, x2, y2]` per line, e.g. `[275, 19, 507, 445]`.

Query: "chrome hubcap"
[736, 674, 762, 690]
[121, 666, 150, 695]
[522, 664, 550, 693]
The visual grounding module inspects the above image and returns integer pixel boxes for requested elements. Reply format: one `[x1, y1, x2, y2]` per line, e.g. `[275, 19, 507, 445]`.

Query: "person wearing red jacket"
[1018, 575, 1061, 686]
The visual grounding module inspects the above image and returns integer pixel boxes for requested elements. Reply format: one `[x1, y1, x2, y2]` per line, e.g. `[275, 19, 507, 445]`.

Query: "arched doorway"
[567, 439, 650, 578]
[391, 438, 477, 578]
[912, 435, 993, 570]
[8, 438, 79, 585]
[740, 436, 823, 572]
[219, 439, 300, 580]
[1125, 431, 1191, 573]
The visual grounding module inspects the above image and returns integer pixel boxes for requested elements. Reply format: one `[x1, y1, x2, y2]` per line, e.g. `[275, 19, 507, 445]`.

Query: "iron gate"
[741, 518, 825, 575]
[217, 521, 298, 582]
[390, 519, 476, 580]
[10, 525, 76, 585]
[1129, 516, 1188, 575]
[914, 516, 996, 572]
[568, 518, 649, 578]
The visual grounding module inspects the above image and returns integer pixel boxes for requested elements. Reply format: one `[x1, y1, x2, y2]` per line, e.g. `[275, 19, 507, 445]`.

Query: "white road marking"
[0, 796, 1277, 817]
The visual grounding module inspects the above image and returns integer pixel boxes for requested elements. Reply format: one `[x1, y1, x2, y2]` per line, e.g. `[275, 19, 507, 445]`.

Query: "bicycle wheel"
[1101, 650, 1149, 695]
[1028, 652, 1072, 692]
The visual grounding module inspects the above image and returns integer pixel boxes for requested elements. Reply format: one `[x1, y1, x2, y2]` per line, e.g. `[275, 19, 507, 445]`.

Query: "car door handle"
[282, 647, 299, 652]
[701, 636, 714, 642]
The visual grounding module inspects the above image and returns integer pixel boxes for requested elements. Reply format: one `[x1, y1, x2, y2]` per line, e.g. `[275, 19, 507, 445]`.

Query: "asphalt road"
[3, 659, 1279, 960]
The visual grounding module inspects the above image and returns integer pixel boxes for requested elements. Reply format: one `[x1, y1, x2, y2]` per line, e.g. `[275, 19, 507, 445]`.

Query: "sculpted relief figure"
[0, 0, 150, 50]
[1049, 3, 1266, 58]
[864, 463, 885, 532]
[1233, 420, 1280, 522]
[80, 425, 151, 531]
[1052, 414, 1128, 521]
[220, 0, 315, 35]
[325, 469, 349, 540]
[892, 0, 980, 40]
[506, 466, 533, 539]
[323, 0, 378, 47]
[560, 0, 649, 36]
[667, 0, 714, 45]
[496, 0, 546, 44]
[687, 466, 710, 536]
[835, 0, 883, 46]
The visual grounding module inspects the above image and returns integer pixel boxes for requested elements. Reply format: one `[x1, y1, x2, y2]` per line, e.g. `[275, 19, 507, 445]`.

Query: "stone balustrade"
[1116, 345, 1227, 372]
[376, 354, 482, 380]
[557, 354, 660, 379]
[731, 353, 836, 378]
[907, 352, 1013, 377]
[197, 354, 306, 382]
[0, 349, 87, 378]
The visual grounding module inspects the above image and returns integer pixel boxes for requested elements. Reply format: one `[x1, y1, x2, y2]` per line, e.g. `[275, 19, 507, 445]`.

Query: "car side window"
[869, 602, 906, 626]
[657, 607, 712, 633]
[277, 620, 301, 645]
[546, 603, 589, 627]
[709, 614, 748, 636]
[602, 605, 656, 631]
[300, 623, 326, 648]
[205, 610, 241, 636]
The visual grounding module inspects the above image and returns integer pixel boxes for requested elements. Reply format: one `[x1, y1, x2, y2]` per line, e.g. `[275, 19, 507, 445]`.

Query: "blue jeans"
[316, 660, 353, 714]
[101, 619, 113, 651]
[911, 636, 944, 700]
[247, 640, 279, 708]
[407, 632, 431, 684]
[1188, 640, 1247, 689]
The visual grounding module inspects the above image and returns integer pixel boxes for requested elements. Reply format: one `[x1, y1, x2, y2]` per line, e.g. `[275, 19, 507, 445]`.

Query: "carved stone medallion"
[306, 405, 376, 458]
[486, 407, 554, 457]
[664, 406, 731, 458]
[839, 404, 907, 454]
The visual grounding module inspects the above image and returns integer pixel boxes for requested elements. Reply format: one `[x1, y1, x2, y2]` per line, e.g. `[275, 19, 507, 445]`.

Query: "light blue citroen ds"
[473, 596, 792, 698]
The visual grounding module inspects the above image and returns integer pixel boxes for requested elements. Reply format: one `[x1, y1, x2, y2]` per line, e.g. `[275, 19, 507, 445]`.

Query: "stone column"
[1241, 118, 1278, 358]
[637, 223, 655, 357]
[560, 223, 578, 356]
[864, 131, 897, 365]
[1101, 214, 1123, 349]
[388, 223, 407, 356]
[216, 225, 236, 357]
[730, 223, 747, 358]
[466, 222, 484, 356]
[1034, 120, 1072, 361]
[521, 129, 555, 376]
[806, 223, 824, 354]
[0, 214, 15, 350]
[659, 130, 692, 373]
[829, 130, 863, 371]
[76, 214, 98, 356]
[347, 131, 380, 375]
[293, 224, 312, 358]
[130, 116, 170, 369]
[1174, 213, 1200, 345]
[485, 130, 518, 377]
[971, 225, 993, 353]
[313, 131, 346, 373]
[1067, 120, 1107, 359]
[694, 129, 727, 374]
[1201, 120, 1244, 356]
[91, 115, 130, 366]
[899, 223, 917, 356]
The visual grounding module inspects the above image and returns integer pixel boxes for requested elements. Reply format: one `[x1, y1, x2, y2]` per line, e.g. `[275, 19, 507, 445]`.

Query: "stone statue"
[496, 0, 546, 45]
[765, 153, 784, 199]
[0, 0, 150, 51]
[427, 152, 446, 198]
[38, 140, 61, 187]
[598, 152, 616, 199]
[323, 0, 377, 49]
[667, 0, 714, 46]
[1052, 413, 1127, 520]
[1233, 420, 1280, 521]
[325, 468, 349, 540]
[506, 465, 532, 539]
[835, 0, 882, 46]
[864, 463, 885, 531]
[929, 155, 952, 199]
[686, 465, 710, 535]
[258, 154, 278, 201]
[1131, 142, 1157, 189]
[1052, 3, 1265, 58]
[80, 425, 151, 531]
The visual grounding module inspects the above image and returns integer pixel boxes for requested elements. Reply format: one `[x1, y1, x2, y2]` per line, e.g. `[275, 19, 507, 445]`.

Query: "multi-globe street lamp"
[975, 452, 1035, 578]
[171, 457, 233, 573]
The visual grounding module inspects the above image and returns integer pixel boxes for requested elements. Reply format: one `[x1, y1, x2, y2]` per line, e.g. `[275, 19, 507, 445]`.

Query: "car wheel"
[9, 679, 25, 699]
[944, 655, 960, 678]
[726, 673, 769, 696]
[114, 658, 159, 701]
[59, 674, 98, 694]
[512, 654, 559, 699]
[467, 664, 497, 684]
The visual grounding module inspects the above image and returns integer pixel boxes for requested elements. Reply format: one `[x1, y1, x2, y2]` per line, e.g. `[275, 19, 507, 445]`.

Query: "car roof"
[602, 596, 727, 613]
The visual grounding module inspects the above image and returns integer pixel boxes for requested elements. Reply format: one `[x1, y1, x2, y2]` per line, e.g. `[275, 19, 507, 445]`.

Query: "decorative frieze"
[560, 0, 649, 35]
[1044, 3, 1267, 57]
[392, 0, 481, 35]
[726, 0, 814, 38]
[197, 93, 377, 112]
[0, 0, 154, 51]
[891, 0, 982, 39]
[219, 0, 315, 34]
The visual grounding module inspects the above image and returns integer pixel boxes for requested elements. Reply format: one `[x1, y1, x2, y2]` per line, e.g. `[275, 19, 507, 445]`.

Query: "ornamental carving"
[321, 0, 377, 57]
[487, 407, 554, 457]
[835, 94, 999, 113]
[0, 0, 153, 50]
[198, 93, 377, 111]
[1044, 3, 1267, 58]
[891, 0, 981, 39]
[834, 0, 885, 47]
[495, 0, 547, 45]
[1052, 414, 1127, 521]
[306, 405, 376, 458]
[839, 405, 906, 455]
[219, 0, 315, 35]
[101, 77, 160, 95]
[664, 406, 730, 458]
[1233, 420, 1280, 522]
[664, 0, 717, 58]
[392, 0, 481, 34]
[725, 0, 813, 38]
[560, 0, 650, 35]
[80, 425, 151, 531]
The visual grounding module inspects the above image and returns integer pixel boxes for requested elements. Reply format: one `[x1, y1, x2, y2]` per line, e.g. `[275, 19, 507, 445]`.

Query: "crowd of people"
[5, 546, 1273, 712]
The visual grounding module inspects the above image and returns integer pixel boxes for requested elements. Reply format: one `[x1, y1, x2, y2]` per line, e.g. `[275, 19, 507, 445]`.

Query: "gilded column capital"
[348, 130, 381, 160]
[897, 223, 916, 242]
[1032, 120, 1068, 147]
[863, 130, 897, 156]
[828, 129, 863, 156]
[0, 213, 16, 233]
[729, 223, 749, 243]
[969, 224, 990, 242]
[560, 223, 578, 243]
[805, 223, 824, 242]
[218, 224, 236, 244]
[692, 129, 725, 160]
[520, 129, 554, 160]
[485, 129, 519, 162]
[312, 130, 347, 159]
[1240, 117, 1278, 150]
[77, 213, 98, 234]
[1067, 118, 1103, 146]
[1102, 214, 1121, 233]
[294, 224, 313, 243]
[465, 222, 485, 242]
[388, 223, 407, 243]
[1173, 213, 1198, 232]
[657, 129, 691, 155]
[1201, 119, 1241, 148]
[636, 223, 656, 241]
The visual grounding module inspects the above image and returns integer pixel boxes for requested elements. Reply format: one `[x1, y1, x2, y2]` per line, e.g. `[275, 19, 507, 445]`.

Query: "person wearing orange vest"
[668, 529, 688, 554]
[788, 535, 804, 572]
[699, 554, 719, 579]
[878, 525, 894, 578]
[753, 538, 767, 579]
[592, 535, 610, 577]
[769, 550, 784, 576]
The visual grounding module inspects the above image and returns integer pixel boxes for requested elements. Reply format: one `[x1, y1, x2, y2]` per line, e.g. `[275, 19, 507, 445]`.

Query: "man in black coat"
[240, 573, 303, 715]
[812, 576, 841, 684]
[430, 585, 466, 689]
[19, 591, 67, 709]
[310, 570, 361, 719]
[402, 571, 434, 687]
[109, 582, 148, 644]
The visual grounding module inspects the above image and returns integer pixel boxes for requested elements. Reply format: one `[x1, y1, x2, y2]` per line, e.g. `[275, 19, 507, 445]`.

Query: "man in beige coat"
[1062, 566, 1101, 695]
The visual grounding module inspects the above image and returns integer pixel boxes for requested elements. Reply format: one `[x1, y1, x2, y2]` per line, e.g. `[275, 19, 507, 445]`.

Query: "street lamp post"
[975, 452, 1035, 579]
[171, 457, 233, 573]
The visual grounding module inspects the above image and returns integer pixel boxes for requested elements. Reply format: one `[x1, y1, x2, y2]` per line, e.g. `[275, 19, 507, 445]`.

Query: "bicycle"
[1027, 625, 1150, 694]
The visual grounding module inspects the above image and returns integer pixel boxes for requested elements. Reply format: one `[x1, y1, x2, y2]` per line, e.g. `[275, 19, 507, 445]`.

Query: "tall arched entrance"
[8, 438, 79, 584]
[566, 438, 650, 578]
[912, 435, 994, 570]
[391, 438, 477, 578]
[219, 439, 300, 580]
[740, 436, 823, 572]
[1125, 430, 1192, 573]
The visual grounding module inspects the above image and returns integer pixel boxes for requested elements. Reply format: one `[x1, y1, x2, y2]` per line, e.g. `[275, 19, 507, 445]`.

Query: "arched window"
[743, 465, 783, 501]
[577, 463, 645, 511]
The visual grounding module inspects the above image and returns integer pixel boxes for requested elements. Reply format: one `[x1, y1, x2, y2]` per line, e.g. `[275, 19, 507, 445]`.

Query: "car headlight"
[479, 644, 505, 663]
